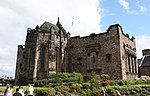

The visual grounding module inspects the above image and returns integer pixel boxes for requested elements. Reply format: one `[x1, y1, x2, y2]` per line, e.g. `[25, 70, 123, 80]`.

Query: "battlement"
[107, 24, 135, 42]
[70, 24, 135, 42]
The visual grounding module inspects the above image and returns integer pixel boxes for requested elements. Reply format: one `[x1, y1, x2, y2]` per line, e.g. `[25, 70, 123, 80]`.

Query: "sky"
[0, 0, 150, 77]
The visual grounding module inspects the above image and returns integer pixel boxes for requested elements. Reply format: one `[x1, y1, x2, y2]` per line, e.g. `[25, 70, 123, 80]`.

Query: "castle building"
[15, 18, 70, 84]
[15, 18, 138, 84]
[138, 49, 150, 77]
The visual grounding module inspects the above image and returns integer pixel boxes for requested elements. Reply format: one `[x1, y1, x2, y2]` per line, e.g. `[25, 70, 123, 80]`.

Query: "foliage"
[104, 85, 143, 95]
[34, 87, 56, 96]
[109, 80, 131, 86]
[71, 83, 82, 92]
[33, 72, 150, 95]
[34, 72, 83, 87]
[83, 72, 101, 88]
[83, 72, 100, 82]
[34, 80, 44, 87]
[90, 88, 101, 96]
[134, 78, 150, 85]
[82, 83, 91, 89]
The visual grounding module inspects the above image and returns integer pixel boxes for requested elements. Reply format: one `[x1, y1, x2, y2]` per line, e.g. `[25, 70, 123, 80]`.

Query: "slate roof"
[40, 21, 59, 31]
[139, 55, 150, 67]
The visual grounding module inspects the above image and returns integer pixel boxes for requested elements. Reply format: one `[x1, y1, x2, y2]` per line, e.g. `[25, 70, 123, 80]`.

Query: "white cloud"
[117, 0, 148, 15]
[118, 0, 130, 11]
[136, 35, 150, 58]
[139, 5, 147, 13]
[0, 47, 10, 59]
[0, 0, 102, 77]
[0, 65, 15, 77]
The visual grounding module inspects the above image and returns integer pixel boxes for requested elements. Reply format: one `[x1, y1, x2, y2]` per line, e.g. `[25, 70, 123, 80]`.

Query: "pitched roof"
[40, 21, 59, 31]
[140, 55, 150, 67]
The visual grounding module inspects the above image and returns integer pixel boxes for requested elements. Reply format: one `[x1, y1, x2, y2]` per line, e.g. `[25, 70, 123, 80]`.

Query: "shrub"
[105, 87, 117, 96]
[54, 85, 62, 92]
[62, 77, 78, 83]
[82, 89, 91, 95]
[91, 88, 100, 96]
[84, 72, 100, 82]
[47, 72, 83, 87]
[134, 78, 150, 85]
[71, 83, 82, 92]
[117, 80, 131, 86]
[109, 80, 131, 86]
[34, 87, 56, 96]
[34, 80, 44, 87]
[82, 83, 91, 89]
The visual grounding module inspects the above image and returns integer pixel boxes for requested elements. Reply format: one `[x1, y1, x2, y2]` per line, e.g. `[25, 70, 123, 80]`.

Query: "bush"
[83, 72, 100, 82]
[47, 72, 83, 87]
[34, 87, 56, 96]
[109, 80, 131, 86]
[117, 80, 131, 86]
[82, 89, 91, 95]
[134, 78, 150, 85]
[33, 72, 83, 87]
[71, 83, 82, 92]
[62, 77, 78, 83]
[34, 80, 44, 87]
[82, 83, 91, 89]
[91, 88, 100, 96]
[105, 87, 117, 96]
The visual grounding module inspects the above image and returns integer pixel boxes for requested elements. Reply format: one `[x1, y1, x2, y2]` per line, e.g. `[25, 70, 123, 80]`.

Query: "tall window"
[92, 55, 95, 63]
[106, 54, 112, 63]
[128, 54, 131, 72]
[90, 52, 97, 64]
[40, 47, 45, 70]
[134, 57, 137, 73]
[28, 49, 34, 70]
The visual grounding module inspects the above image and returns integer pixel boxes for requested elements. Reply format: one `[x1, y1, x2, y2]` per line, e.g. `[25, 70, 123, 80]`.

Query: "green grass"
[0, 86, 28, 93]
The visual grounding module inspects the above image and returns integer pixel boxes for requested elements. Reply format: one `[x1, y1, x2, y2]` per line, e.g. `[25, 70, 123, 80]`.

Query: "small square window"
[106, 54, 112, 63]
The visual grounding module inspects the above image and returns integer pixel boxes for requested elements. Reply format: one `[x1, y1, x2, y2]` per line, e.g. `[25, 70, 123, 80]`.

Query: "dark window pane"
[106, 54, 112, 63]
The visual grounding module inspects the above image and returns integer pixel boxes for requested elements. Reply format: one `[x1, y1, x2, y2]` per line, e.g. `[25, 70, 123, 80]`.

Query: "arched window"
[90, 52, 97, 64]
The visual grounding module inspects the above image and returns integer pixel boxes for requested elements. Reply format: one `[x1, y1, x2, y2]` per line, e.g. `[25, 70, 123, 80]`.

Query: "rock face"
[15, 19, 138, 84]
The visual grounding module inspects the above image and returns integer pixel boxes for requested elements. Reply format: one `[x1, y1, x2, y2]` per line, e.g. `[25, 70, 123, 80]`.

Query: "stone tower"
[15, 18, 70, 84]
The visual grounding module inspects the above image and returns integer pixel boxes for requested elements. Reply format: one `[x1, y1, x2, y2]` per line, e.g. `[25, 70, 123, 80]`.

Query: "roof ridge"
[139, 56, 145, 67]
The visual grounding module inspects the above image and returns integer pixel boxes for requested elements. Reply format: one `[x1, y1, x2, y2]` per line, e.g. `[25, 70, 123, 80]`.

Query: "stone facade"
[68, 24, 138, 80]
[15, 18, 70, 84]
[15, 19, 138, 84]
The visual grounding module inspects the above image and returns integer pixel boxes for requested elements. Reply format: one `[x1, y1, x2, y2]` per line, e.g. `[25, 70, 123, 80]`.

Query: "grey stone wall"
[68, 24, 138, 80]
[139, 67, 150, 76]
[15, 20, 70, 84]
